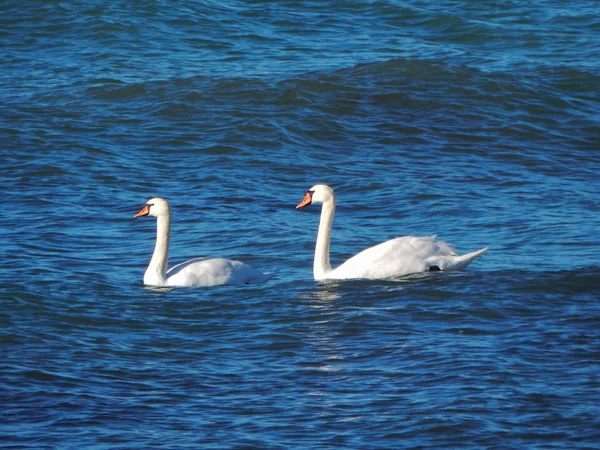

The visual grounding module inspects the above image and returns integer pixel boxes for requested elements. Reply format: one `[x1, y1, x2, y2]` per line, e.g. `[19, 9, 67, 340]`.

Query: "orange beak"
[296, 191, 313, 209]
[134, 204, 151, 218]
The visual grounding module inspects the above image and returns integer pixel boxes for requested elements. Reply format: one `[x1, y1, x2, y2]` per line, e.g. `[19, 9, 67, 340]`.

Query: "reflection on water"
[301, 271, 444, 302]
[306, 282, 343, 303]
[143, 285, 175, 293]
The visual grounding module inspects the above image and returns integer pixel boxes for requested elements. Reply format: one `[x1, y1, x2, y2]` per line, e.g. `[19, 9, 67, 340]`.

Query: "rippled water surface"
[1, 1, 599, 448]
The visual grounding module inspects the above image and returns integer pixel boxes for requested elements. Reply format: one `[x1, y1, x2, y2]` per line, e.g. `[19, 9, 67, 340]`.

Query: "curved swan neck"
[145, 213, 170, 285]
[314, 196, 335, 279]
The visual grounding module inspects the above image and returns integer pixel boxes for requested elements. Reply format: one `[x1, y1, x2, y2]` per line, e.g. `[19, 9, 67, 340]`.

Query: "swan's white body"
[296, 185, 487, 281]
[134, 198, 276, 287]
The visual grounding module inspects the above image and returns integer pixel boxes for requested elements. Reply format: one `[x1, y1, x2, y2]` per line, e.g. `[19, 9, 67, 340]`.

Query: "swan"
[296, 184, 487, 281]
[134, 197, 276, 287]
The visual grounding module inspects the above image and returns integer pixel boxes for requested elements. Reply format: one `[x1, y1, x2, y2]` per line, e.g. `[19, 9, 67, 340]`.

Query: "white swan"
[134, 198, 276, 287]
[296, 184, 487, 281]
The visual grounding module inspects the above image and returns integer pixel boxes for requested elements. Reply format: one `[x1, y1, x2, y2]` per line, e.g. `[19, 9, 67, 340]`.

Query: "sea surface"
[1, 1, 599, 448]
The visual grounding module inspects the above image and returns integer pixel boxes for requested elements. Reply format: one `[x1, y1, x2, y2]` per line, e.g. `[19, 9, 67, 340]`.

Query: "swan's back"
[166, 257, 273, 287]
[328, 235, 479, 280]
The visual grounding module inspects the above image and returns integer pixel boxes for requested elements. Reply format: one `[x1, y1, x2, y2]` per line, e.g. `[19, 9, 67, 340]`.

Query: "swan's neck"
[145, 214, 170, 286]
[314, 198, 335, 280]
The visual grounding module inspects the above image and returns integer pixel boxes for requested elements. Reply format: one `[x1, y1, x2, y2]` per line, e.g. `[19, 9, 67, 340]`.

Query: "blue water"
[2, 1, 599, 448]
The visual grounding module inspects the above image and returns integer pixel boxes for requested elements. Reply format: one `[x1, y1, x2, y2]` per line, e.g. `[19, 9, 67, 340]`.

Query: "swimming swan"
[296, 184, 487, 281]
[134, 197, 276, 287]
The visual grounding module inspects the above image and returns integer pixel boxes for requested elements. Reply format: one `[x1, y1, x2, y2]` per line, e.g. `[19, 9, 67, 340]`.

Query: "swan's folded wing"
[330, 236, 453, 279]
[167, 257, 274, 287]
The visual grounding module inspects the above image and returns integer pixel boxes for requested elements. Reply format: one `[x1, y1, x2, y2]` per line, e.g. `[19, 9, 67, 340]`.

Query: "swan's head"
[296, 184, 334, 209]
[134, 197, 170, 218]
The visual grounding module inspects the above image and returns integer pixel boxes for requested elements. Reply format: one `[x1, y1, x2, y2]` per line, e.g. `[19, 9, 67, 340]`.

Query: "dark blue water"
[2, 1, 599, 448]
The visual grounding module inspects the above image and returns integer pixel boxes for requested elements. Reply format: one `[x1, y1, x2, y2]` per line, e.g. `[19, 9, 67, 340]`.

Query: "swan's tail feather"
[250, 268, 280, 284]
[450, 246, 488, 271]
